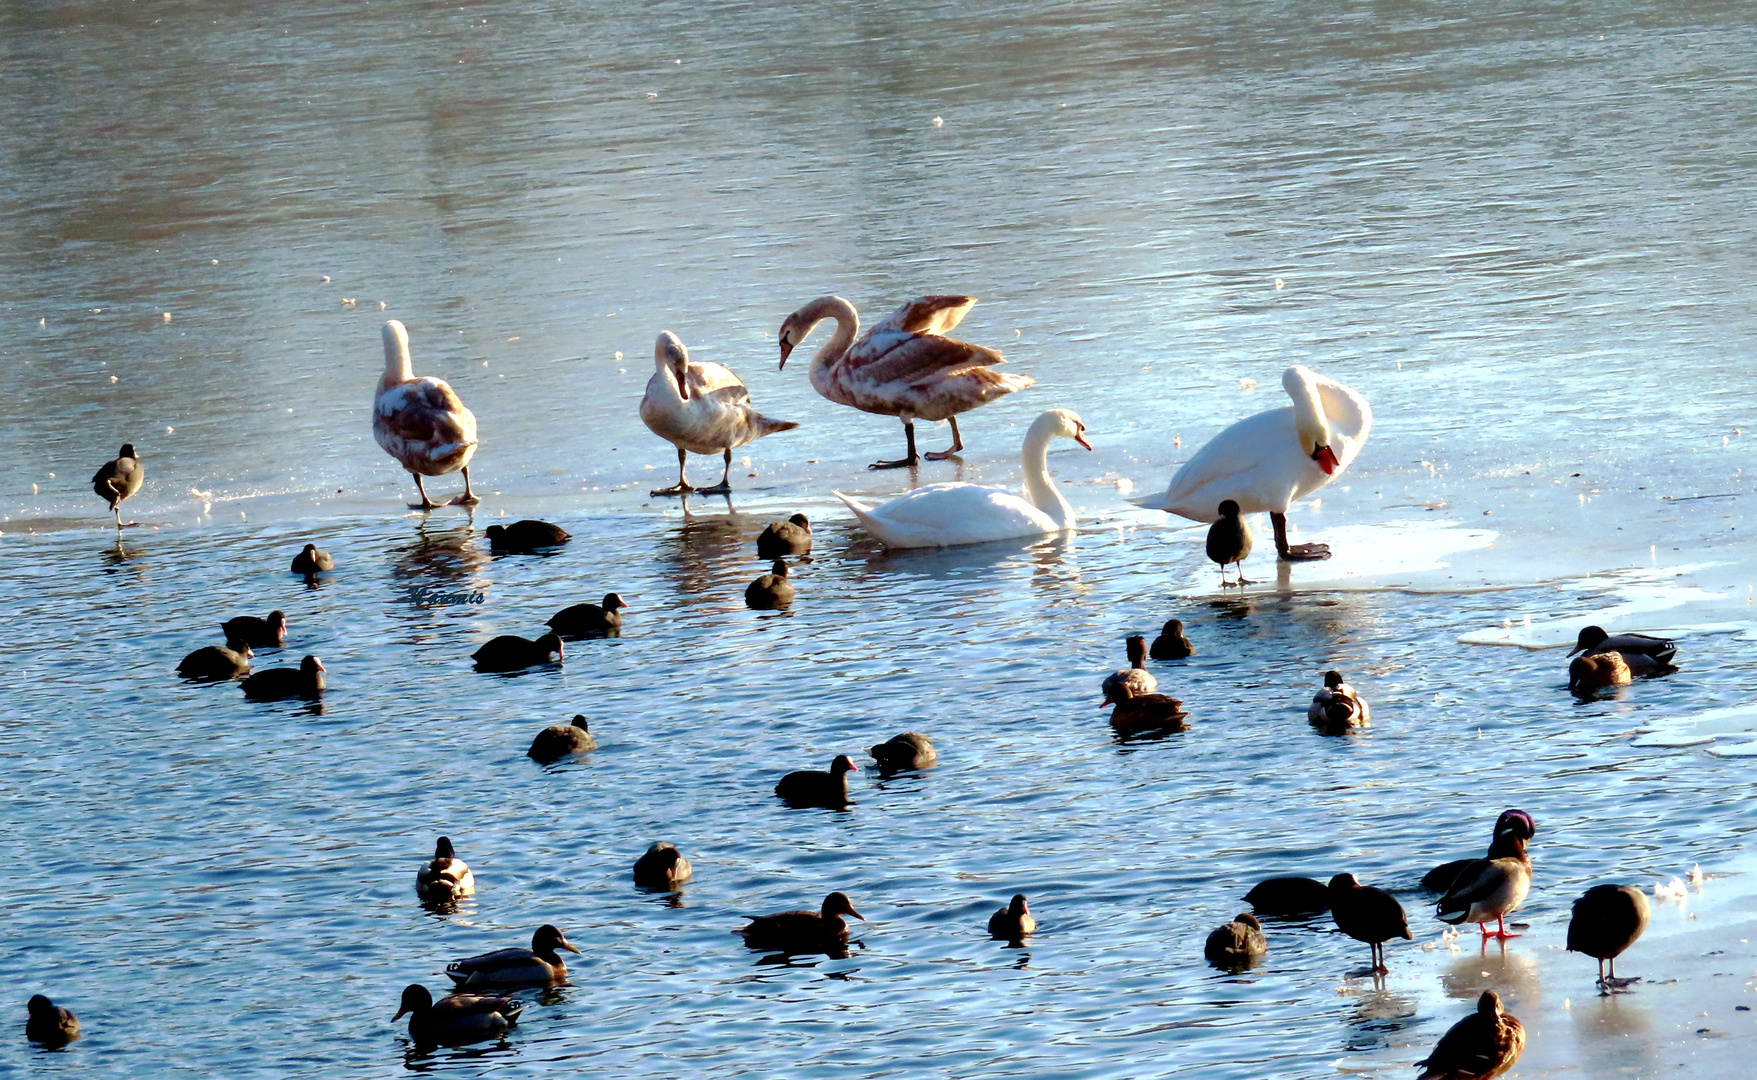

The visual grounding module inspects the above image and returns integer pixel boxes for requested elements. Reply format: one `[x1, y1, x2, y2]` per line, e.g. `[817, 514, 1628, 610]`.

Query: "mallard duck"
[1568, 624, 1678, 674]
[25, 994, 80, 1046]
[988, 894, 1036, 940]
[546, 594, 627, 637]
[485, 520, 570, 553]
[1148, 618, 1194, 660]
[92, 443, 144, 527]
[373, 320, 478, 509]
[869, 732, 936, 772]
[1206, 500, 1254, 585]
[1134, 365, 1372, 561]
[221, 610, 286, 650]
[778, 294, 1033, 469]
[1243, 876, 1331, 915]
[745, 560, 795, 609]
[1101, 635, 1157, 701]
[641, 331, 797, 495]
[471, 634, 563, 673]
[415, 836, 475, 903]
[1105, 690, 1189, 733]
[1415, 990, 1524, 1080]
[1570, 652, 1631, 695]
[177, 643, 252, 680]
[632, 842, 693, 890]
[241, 655, 324, 700]
[1436, 811, 1535, 940]
[735, 892, 864, 953]
[290, 543, 334, 574]
[1329, 873, 1410, 973]
[1308, 670, 1370, 728]
[528, 716, 596, 763]
[394, 984, 522, 1045]
[757, 514, 813, 558]
[445, 925, 580, 989]
[1422, 810, 1534, 892]
[775, 755, 858, 807]
[1204, 912, 1267, 967]
[1568, 883, 1650, 989]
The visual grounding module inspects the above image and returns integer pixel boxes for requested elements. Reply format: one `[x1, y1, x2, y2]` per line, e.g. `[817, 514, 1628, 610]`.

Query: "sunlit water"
[3, 2, 1756, 1077]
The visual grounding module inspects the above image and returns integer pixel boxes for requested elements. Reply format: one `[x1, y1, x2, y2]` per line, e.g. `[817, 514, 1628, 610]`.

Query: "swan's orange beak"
[1075, 430, 1092, 450]
[1312, 444, 1339, 474]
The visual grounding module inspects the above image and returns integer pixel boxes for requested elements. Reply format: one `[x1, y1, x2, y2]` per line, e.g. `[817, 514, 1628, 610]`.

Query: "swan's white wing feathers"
[869, 295, 977, 337]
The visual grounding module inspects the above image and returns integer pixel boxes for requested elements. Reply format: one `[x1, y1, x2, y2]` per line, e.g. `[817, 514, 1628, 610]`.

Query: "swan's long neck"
[1284, 365, 1332, 454]
[803, 295, 859, 375]
[1020, 420, 1073, 528]
[381, 321, 414, 390]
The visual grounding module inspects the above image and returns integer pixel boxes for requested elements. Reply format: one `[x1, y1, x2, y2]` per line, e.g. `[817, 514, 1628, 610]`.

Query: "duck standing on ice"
[373, 320, 479, 509]
[1135, 365, 1370, 560]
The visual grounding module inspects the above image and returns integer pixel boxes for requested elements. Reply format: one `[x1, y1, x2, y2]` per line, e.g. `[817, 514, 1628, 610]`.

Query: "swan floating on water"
[373, 320, 480, 509]
[834, 408, 1089, 549]
[640, 331, 797, 496]
[1135, 365, 1370, 560]
[778, 294, 1033, 469]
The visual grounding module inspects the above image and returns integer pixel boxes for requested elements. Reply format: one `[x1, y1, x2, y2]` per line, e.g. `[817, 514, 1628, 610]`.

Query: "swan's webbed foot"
[695, 481, 732, 495]
[923, 449, 962, 462]
[650, 483, 696, 497]
[1277, 543, 1331, 561]
[869, 455, 919, 470]
[1599, 976, 1640, 992]
[448, 493, 480, 506]
[408, 500, 440, 511]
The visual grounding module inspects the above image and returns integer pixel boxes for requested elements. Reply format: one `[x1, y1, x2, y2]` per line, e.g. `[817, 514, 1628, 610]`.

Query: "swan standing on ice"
[778, 294, 1033, 469]
[1136, 365, 1371, 560]
[834, 409, 1089, 549]
[640, 331, 797, 496]
[373, 320, 479, 509]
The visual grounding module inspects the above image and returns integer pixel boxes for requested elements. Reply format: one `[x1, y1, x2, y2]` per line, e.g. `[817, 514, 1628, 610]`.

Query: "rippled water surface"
[4, 2, 1757, 1077]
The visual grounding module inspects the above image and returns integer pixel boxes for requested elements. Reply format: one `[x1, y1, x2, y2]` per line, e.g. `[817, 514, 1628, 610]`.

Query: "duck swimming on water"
[1148, 618, 1194, 660]
[394, 984, 522, 1046]
[446, 924, 580, 988]
[735, 892, 864, 953]
[1415, 990, 1524, 1080]
[416, 836, 475, 903]
[1568, 625, 1677, 675]
[1308, 670, 1370, 729]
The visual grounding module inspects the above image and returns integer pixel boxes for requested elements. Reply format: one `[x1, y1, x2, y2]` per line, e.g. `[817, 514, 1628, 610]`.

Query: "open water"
[3, 2, 1756, 1077]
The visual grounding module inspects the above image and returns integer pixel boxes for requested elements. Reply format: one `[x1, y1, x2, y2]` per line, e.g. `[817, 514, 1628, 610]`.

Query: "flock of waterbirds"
[35, 300, 1695, 1079]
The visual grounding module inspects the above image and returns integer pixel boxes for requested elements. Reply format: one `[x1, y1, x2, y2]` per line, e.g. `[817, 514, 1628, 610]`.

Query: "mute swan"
[1206, 500, 1253, 584]
[374, 320, 479, 509]
[1416, 992, 1524, 1080]
[1435, 811, 1535, 940]
[778, 294, 1034, 468]
[833, 408, 1089, 548]
[641, 331, 797, 496]
[1136, 365, 1371, 560]
[1567, 884, 1649, 989]
[93, 444, 143, 527]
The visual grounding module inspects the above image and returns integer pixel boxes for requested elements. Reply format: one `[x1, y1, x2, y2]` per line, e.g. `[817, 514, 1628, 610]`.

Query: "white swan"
[1134, 365, 1370, 560]
[834, 409, 1089, 548]
[640, 331, 798, 496]
[373, 320, 480, 508]
[778, 294, 1034, 469]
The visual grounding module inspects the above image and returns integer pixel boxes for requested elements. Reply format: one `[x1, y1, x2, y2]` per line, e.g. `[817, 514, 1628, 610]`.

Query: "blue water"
[3, 1, 1756, 1077]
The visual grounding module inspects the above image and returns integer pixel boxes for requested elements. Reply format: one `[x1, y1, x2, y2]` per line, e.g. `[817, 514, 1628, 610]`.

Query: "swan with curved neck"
[640, 331, 797, 496]
[833, 409, 1090, 548]
[778, 294, 1034, 469]
[1135, 365, 1371, 560]
[373, 320, 480, 509]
